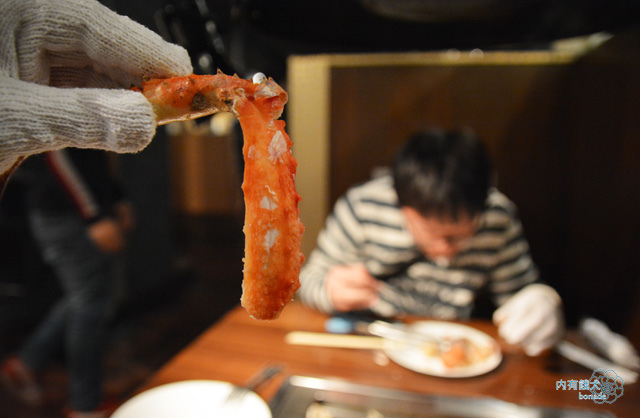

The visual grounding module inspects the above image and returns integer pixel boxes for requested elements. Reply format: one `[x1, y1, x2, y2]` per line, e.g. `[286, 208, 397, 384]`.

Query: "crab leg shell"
[138, 73, 251, 125]
[138, 72, 303, 320]
[237, 87, 304, 320]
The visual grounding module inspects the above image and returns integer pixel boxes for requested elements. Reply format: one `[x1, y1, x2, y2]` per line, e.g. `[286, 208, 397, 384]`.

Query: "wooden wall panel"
[560, 32, 640, 332]
[169, 126, 242, 215]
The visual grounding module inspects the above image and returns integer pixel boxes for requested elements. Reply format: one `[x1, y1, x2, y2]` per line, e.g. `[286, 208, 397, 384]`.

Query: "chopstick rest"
[285, 332, 385, 350]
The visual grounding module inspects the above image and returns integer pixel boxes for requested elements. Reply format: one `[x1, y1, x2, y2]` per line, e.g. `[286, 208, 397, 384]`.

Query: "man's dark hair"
[392, 129, 492, 220]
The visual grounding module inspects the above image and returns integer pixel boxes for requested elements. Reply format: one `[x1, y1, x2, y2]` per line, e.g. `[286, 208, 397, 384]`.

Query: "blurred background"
[1, 0, 639, 415]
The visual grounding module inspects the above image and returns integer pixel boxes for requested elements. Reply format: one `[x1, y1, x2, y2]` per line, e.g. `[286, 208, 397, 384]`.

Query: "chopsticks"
[285, 331, 386, 350]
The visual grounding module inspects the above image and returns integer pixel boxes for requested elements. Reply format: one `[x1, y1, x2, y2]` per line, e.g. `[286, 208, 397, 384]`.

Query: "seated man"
[298, 129, 564, 356]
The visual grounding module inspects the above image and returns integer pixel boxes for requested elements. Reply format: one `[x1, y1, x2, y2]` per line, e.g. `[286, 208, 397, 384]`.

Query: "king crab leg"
[138, 71, 304, 320]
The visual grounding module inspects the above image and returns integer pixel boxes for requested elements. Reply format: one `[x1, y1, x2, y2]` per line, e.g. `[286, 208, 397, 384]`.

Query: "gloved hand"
[493, 284, 565, 356]
[580, 317, 640, 370]
[0, 0, 193, 174]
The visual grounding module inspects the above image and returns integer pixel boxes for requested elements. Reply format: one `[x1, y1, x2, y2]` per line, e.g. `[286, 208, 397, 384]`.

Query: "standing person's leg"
[1, 213, 74, 405]
[28, 213, 116, 412]
[64, 248, 114, 412]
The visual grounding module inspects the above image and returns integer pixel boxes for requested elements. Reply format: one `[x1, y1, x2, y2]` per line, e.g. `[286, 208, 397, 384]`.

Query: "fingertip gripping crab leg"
[136, 70, 286, 125]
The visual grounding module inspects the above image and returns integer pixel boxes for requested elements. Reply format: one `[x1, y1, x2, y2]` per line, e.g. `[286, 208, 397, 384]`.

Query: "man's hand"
[88, 218, 125, 253]
[325, 264, 381, 312]
[493, 284, 565, 356]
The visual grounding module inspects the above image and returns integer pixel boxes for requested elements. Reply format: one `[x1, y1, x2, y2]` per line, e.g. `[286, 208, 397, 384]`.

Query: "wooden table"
[135, 301, 639, 417]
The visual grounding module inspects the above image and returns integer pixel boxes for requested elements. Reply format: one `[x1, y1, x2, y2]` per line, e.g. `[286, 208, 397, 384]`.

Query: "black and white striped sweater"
[298, 174, 539, 319]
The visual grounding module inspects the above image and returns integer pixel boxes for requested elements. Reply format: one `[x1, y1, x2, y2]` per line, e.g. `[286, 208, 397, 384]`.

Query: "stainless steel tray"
[269, 375, 615, 418]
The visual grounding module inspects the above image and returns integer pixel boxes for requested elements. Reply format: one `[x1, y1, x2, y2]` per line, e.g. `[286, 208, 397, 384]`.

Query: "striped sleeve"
[298, 176, 412, 313]
[297, 192, 368, 313]
[45, 150, 100, 221]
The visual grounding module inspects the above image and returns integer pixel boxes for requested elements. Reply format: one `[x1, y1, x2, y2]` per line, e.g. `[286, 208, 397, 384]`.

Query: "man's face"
[401, 207, 477, 261]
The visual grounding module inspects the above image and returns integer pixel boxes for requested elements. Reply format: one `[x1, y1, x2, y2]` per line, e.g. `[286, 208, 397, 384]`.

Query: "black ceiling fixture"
[157, 0, 640, 77]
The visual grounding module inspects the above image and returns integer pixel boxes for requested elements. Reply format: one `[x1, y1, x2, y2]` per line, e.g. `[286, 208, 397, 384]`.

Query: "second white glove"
[493, 284, 565, 356]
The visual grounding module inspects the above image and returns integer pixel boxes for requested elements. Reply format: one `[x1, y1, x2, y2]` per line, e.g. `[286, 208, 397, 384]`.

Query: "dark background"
[1, 0, 639, 360]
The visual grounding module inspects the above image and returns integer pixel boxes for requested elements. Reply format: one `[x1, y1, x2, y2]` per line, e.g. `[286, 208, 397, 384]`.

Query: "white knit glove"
[493, 284, 565, 356]
[0, 0, 193, 174]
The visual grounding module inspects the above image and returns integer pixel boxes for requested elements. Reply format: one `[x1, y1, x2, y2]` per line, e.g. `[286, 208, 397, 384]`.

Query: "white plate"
[383, 321, 502, 378]
[111, 380, 272, 418]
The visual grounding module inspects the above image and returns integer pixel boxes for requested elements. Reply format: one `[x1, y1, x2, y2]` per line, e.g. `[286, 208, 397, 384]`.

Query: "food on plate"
[137, 71, 304, 320]
[306, 403, 332, 418]
[306, 402, 384, 418]
[422, 337, 494, 368]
